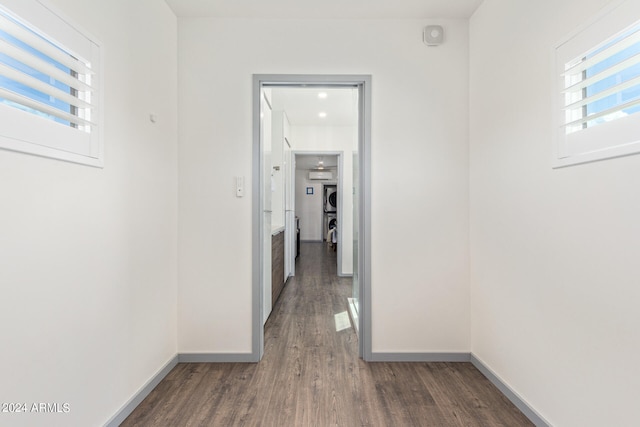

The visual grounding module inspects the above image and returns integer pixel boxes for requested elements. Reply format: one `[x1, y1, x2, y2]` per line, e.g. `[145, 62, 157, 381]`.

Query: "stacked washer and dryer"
[323, 185, 337, 246]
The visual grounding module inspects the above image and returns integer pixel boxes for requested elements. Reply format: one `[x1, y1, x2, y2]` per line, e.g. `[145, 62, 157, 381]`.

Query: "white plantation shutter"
[562, 24, 640, 133]
[554, 0, 640, 167]
[0, 0, 102, 167]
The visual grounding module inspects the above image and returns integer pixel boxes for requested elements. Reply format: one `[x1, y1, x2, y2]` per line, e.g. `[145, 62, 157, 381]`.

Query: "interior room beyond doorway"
[259, 84, 360, 350]
[261, 86, 357, 325]
[254, 74, 372, 362]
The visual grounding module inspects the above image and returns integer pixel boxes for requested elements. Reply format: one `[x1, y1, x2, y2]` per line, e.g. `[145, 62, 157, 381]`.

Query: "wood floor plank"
[121, 243, 533, 427]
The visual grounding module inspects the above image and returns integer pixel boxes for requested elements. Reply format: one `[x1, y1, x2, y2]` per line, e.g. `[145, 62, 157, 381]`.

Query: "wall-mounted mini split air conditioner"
[308, 170, 333, 180]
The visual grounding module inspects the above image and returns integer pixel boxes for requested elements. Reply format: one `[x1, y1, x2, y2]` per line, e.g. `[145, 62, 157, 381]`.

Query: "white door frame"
[252, 74, 372, 361]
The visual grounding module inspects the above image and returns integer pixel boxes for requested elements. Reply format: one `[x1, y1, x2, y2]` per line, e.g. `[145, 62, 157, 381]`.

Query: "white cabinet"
[282, 113, 295, 280]
[261, 89, 272, 324]
[271, 111, 285, 229]
[271, 111, 296, 281]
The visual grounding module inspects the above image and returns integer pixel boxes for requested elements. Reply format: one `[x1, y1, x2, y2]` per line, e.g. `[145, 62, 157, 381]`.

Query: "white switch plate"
[236, 176, 244, 197]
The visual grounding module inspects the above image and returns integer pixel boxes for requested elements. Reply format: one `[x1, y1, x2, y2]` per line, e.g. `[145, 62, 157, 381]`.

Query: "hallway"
[122, 243, 532, 426]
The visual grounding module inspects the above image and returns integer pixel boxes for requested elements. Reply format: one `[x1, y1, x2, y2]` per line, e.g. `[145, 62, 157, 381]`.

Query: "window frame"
[0, 0, 103, 167]
[553, 0, 640, 168]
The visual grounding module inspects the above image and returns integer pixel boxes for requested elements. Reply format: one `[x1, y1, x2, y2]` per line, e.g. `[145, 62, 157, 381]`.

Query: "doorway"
[294, 152, 343, 275]
[252, 75, 372, 361]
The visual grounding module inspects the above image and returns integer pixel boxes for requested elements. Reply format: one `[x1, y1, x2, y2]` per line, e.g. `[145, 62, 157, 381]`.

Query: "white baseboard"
[470, 353, 551, 427]
[104, 355, 179, 427]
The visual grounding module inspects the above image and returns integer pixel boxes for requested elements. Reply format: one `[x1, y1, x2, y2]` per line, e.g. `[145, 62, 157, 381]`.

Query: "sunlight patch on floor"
[334, 311, 351, 332]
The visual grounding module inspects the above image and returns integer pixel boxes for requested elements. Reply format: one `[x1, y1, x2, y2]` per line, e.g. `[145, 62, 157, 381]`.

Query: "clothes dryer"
[324, 185, 337, 213]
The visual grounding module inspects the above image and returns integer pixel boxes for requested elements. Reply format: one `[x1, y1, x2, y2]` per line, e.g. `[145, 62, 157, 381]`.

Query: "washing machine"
[324, 185, 337, 213]
[323, 213, 337, 242]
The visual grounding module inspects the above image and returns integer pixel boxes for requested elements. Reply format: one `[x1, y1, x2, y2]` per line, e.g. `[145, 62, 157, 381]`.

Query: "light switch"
[236, 176, 244, 198]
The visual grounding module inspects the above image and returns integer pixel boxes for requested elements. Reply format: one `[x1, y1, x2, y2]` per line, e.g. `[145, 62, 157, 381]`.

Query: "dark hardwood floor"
[121, 242, 533, 426]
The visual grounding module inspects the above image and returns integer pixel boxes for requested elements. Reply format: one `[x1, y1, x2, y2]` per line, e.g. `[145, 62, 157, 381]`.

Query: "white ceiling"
[271, 87, 358, 127]
[295, 154, 338, 171]
[164, 0, 483, 19]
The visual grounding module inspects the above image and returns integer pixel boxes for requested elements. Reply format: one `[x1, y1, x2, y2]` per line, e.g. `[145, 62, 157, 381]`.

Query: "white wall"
[0, 1, 178, 426]
[470, 1, 640, 426]
[178, 18, 470, 353]
[295, 169, 324, 241]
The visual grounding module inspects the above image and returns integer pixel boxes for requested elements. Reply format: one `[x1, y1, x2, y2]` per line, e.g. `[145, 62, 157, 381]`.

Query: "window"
[0, 0, 101, 167]
[554, 0, 640, 167]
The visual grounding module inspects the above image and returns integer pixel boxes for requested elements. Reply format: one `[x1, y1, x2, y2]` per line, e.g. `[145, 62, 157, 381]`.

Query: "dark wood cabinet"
[296, 217, 300, 259]
[271, 230, 285, 308]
